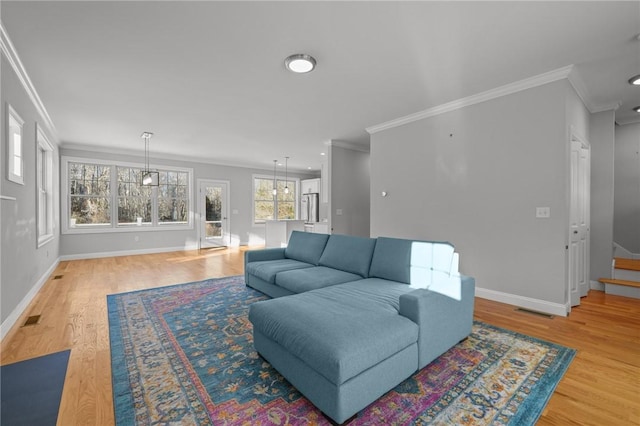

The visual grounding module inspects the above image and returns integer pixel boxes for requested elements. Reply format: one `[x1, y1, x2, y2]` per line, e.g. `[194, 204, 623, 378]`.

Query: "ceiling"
[2, 1, 639, 172]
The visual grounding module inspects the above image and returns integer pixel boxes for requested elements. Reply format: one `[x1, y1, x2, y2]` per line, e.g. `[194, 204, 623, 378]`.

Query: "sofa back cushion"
[369, 237, 454, 284]
[318, 234, 377, 277]
[284, 231, 330, 265]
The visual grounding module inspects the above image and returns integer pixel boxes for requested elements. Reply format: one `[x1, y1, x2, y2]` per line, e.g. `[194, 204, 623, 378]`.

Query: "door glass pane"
[205, 222, 222, 238]
[205, 186, 222, 238]
[205, 187, 222, 221]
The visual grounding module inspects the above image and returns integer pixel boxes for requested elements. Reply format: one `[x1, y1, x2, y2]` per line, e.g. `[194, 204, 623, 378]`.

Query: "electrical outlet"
[536, 207, 550, 218]
[336, 209, 343, 216]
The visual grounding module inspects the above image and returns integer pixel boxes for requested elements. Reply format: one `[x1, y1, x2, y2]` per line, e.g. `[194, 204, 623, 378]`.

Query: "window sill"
[63, 224, 193, 235]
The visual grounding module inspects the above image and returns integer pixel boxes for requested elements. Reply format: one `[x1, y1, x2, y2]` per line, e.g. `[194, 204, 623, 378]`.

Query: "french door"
[198, 180, 229, 248]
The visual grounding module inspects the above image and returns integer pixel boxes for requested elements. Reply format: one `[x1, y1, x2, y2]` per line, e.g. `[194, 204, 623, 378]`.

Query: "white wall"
[329, 144, 370, 237]
[614, 122, 640, 254]
[371, 80, 585, 310]
[59, 147, 316, 257]
[589, 110, 615, 282]
[1, 54, 60, 326]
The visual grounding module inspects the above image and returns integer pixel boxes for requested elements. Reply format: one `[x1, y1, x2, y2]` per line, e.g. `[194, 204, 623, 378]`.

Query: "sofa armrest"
[399, 275, 475, 369]
[244, 248, 286, 284]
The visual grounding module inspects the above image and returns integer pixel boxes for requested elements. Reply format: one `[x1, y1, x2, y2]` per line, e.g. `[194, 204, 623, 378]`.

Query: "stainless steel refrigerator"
[301, 193, 319, 223]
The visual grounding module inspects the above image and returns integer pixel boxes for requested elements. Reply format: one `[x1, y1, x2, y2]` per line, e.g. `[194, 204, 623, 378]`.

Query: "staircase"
[599, 258, 640, 299]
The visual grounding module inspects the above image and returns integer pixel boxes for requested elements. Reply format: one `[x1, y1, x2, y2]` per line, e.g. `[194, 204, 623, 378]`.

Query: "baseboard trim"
[475, 287, 568, 317]
[1, 259, 60, 341]
[590, 280, 605, 291]
[59, 244, 200, 261]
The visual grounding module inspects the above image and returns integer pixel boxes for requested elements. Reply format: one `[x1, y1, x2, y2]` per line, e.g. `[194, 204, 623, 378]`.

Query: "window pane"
[177, 172, 187, 186]
[70, 196, 111, 224]
[13, 137, 21, 156]
[118, 167, 130, 182]
[255, 200, 275, 221]
[70, 163, 111, 196]
[206, 187, 222, 221]
[255, 178, 274, 200]
[13, 157, 21, 177]
[277, 180, 296, 202]
[158, 198, 188, 223]
[118, 197, 152, 223]
[167, 171, 177, 185]
[278, 201, 295, 220]
[205, 222, 222, 238]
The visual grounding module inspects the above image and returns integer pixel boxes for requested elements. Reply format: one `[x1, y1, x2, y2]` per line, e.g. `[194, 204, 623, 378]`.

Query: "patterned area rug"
[108, 276, 575, 425]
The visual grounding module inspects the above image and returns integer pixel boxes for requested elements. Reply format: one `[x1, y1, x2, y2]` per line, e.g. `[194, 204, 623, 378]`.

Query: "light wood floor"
[1, 248, 639, 425]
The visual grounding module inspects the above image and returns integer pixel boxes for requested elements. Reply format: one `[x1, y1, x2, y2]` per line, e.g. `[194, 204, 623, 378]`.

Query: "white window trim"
[7, 104, 25, 185]
[36, 125, 55, 247]
[252, 174, 300, 224]
[61, 156, 194, 234]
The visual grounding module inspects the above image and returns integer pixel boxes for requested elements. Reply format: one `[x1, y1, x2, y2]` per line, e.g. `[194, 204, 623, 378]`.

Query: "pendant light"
[141, 132, 158, 186]
[272, 160, 278, 196]
[284, 157, 290, 194]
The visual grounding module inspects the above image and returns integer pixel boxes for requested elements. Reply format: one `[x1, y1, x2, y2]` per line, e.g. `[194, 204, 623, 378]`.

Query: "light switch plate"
[536, 207, 550, 218]
[336, 209, 343, 216]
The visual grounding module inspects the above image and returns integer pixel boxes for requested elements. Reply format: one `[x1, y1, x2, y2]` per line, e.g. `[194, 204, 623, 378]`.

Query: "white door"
[568, 135, 590, 308]
[198, 180, 229, 248]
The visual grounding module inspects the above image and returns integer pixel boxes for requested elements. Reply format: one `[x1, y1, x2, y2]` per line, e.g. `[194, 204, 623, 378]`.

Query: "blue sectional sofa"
[246, 231, 475, 424]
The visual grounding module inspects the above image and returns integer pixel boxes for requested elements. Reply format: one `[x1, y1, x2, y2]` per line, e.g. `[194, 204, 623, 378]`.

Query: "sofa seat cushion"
[249, 280, 418, 386]
[316, 278, 415, 313]
[275, 267, 363, 293]
[318, 234, 377, 277]
[245, 259, 313, 284]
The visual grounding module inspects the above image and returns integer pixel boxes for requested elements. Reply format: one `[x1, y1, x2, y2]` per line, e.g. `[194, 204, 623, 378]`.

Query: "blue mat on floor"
[1, 349, 70, 426]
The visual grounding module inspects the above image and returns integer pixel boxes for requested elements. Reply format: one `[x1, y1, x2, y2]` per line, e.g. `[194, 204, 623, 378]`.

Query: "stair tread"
[614, 258, 640, 272]
[599, 278, 640, 288]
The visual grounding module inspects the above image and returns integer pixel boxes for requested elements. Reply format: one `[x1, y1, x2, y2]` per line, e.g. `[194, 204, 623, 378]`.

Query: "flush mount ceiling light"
[284, 54, 316, 73]
[634, 106, 640, 113]
[629, 74, 640, 85]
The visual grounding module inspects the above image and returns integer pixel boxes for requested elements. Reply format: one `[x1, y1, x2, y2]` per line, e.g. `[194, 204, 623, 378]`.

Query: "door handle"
[573, 230, 578, 234]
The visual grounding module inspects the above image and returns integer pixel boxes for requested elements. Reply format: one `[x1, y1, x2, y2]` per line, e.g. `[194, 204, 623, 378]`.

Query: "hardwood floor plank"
[1, 247, 638, 425]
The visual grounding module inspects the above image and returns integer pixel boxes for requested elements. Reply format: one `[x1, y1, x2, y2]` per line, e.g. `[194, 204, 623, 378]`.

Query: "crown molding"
[0, 22, 58, 142]
[565, 67, 622, 114]
[326, 139, 370, 153]
[367, 65, 576, 134]
[60, 142, 319, 175]
[615, 116, 640, 126]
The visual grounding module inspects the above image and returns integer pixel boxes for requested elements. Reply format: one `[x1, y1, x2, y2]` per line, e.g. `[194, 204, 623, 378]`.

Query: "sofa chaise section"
[249, 280, 419, 424]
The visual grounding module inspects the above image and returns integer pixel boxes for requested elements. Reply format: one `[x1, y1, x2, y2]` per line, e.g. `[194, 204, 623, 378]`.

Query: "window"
[117, 167, 151, 225]
[7, 104, 24, 185]
[253, 176, 298, 223]
[158, 171, 189, 224]
[63, 156, 192, 233]
[36, 126, 54, 246]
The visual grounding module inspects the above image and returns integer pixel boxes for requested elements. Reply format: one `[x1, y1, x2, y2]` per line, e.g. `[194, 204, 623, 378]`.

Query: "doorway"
[568, 130, 591, 309]
[198, 180, 230, 248]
